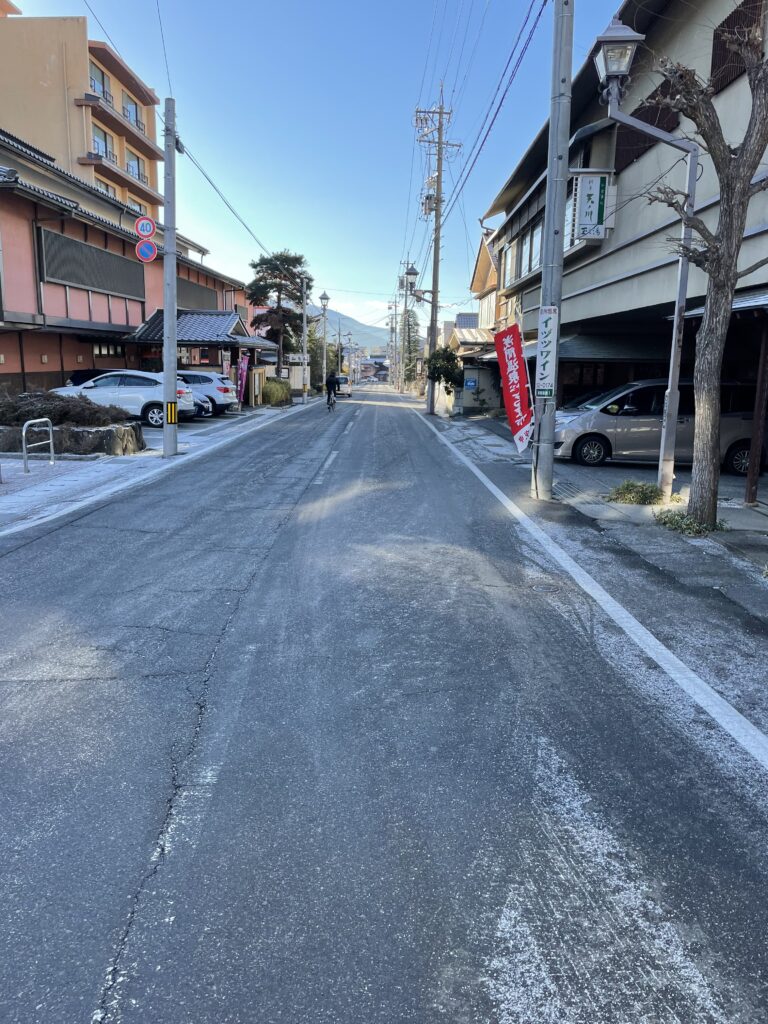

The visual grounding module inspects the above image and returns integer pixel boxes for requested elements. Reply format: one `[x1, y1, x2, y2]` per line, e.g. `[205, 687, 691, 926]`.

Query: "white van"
[553, 379, 765, 474]
[336, 374, 352, 397]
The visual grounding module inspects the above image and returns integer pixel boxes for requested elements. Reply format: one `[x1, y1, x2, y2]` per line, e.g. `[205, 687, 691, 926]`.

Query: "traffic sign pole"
[163, 97, 178, 458]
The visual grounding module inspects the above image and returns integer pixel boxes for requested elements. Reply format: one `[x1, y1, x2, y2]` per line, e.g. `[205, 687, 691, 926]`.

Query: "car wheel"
[210, 401, 224, 416]
[144, 403, 164, 427]
[574, 434, 610, 466]
[724, 440, 754, 475]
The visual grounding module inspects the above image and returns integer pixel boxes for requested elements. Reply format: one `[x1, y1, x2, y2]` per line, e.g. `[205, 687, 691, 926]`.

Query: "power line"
[155, 0, 174, 97]
[442, 0, 547, 225]
[82, 0, 121, 54]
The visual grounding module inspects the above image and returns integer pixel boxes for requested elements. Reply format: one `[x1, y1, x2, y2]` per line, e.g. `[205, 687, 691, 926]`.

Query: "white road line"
[342, 422, 353, 436]
[312, 450, 339, 485]
[416, 412, 768, 772]
[0, 402, 316, 539]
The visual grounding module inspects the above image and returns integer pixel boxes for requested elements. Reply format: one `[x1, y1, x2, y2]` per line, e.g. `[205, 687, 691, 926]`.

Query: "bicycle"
[327, 391, 336, 412]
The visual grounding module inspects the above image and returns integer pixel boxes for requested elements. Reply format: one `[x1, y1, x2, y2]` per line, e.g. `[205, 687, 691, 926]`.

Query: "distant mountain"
[307, 305, 389, 355]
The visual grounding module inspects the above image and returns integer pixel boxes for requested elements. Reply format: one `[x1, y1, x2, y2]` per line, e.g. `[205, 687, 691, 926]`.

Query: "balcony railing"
[126, 165, 149, 185]
[122, 107, 146, 134]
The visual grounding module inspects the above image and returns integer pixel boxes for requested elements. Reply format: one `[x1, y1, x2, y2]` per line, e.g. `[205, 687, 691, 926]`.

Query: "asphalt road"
[2, 387, 768, 1023]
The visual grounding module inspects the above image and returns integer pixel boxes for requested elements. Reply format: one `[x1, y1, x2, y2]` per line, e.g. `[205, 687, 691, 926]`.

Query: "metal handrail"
[22, 418, 55, 474]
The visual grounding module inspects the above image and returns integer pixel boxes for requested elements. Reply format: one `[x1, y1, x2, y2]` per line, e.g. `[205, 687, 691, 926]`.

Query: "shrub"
[609, 480, 662, 505]
[0, 390, 133, 427]
[261, 378, 292, 406]
[653, 508, 727, 536]
[425, 348, 464, 394]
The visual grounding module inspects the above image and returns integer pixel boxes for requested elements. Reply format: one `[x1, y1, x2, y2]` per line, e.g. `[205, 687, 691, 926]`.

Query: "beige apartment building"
[483, 0, 768, 405]
[0, 1, 163, 218]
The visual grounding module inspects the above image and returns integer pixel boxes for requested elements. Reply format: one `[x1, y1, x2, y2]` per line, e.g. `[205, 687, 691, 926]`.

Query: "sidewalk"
[0, 401, 317, 537]
[438, 413, 768, 623]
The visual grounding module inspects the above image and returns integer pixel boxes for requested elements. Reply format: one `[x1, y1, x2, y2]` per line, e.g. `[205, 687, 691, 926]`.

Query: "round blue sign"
[135, 239, 158, 263]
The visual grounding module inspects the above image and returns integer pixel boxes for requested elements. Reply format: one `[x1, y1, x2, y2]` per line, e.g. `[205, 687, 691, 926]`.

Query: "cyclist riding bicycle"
[325, 370, 339, 407]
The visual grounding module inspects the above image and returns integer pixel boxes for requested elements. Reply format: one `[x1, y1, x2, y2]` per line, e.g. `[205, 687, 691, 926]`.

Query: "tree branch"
[647, 185, 717, 247]
[737, 253, 768, 279]
[748, 173, 768, 199]
[656, 58, 733, 177]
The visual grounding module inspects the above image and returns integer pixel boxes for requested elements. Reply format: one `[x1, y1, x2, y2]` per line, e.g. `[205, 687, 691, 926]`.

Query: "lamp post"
[319, 291, 329, 384]
[595, 17, 699, 500]
[402, 264, 418, 392]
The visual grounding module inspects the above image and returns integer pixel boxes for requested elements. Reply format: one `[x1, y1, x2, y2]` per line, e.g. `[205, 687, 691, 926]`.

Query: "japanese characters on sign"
[494, 324, 533, 454]
[535, 306, 558, 398]
[237, 353, 249, 403]
[575, 175, 607, 240]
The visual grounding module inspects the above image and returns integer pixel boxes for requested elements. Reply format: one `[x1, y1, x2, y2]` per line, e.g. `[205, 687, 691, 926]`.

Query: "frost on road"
[486, 741, 738, 1024]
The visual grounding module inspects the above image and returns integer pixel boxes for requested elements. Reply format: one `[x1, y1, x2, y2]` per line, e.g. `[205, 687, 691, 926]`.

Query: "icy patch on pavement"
[486, 741, 736, 1023]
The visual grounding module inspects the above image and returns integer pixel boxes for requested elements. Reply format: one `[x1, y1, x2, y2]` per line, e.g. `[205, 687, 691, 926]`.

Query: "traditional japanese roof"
[134, 309, 277, 349]
[683, 289, 768, 319]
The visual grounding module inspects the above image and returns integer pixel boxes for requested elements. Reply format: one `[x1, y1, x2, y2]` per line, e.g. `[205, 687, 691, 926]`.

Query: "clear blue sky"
[21, 0, 618, 329]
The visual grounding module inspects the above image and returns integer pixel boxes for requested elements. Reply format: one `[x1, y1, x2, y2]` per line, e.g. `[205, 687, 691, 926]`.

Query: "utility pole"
[530, 0, 573, 499]
[301, 275, 308, 405]
[388, 299, 398, 386]
[415, 92, 459, 414]
[162, 96, 178, 458]
[337, 321, 342, 372]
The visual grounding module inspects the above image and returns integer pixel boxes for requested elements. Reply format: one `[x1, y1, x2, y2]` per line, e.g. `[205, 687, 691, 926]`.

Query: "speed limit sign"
[134, 215, 156, 239]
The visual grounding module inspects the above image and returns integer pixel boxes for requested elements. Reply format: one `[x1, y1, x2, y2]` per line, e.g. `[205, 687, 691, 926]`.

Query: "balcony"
[77, 150, 163, 207]
[76, 94, 164, 161]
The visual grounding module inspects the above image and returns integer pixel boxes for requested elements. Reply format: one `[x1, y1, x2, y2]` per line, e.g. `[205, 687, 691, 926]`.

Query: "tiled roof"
[0, 166, 79, 209]
[134, 309, 278, 348]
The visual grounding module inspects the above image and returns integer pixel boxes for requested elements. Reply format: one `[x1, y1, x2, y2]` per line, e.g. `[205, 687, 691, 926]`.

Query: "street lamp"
[595, 16, 698, 500]
[593, 18, 644, 82]
[319, 291, 329, 383]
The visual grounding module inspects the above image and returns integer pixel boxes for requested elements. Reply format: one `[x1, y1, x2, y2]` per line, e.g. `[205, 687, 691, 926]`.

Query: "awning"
[132, 308, 278, 349]
[683, 290, 768, 319]
[477, 334, 670, 362]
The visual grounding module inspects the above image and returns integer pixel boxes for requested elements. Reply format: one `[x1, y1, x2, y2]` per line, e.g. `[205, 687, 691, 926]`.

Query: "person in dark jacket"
[325, 370, 339, 407]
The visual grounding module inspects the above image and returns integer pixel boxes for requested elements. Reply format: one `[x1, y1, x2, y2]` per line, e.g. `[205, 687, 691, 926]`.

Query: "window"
[89, 61, 111, 103]
[127, 197, 147, 215]
[95, 178, 116, 198]
[564, 186, 576, 250]
[502, 240, 517, 289]
[711, 0, 764, 94]
[91, 124, 114, 160]
[517, 219, 543, 278]
[614, 81, 680, 174]
[93, 343, 125, 358]
[603, 385, 665, 416]
[125, 150, 146, 183]
[122, 92, 140, 126]
[90, 372, 122, 386]
[122, 374, 157, 387]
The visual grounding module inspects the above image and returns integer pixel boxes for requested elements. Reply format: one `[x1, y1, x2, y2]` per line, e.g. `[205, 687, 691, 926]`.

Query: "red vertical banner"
[495, 324, 533, 453]
[237, 353, 249, 403]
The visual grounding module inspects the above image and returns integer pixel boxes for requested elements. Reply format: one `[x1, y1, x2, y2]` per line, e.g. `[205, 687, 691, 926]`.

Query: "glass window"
[89, 61, 110, 98]
[127, 197, 147, 215]
[125, 150, 146, 181]
[92, 124, 113, 158]
[606, 385, 665, 416]
[530, 222, 543, 271]
[121, 374, 155, 387]
[90, 373, 122, 387]
[122, 92, 140, 125]
[95, 178, 116, 198]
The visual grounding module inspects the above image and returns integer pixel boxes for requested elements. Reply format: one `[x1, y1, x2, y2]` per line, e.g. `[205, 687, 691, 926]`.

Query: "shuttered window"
[614, 80, 680, 174]
[39, 229, 145, 300]
[710, 0, 764, 93]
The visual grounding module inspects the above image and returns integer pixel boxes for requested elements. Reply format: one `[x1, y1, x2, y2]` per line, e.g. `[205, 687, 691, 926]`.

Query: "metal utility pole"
[415, 94, 458, 414]
[337, 321, 342, 372]
[319, 291, 329, 384]
[301, 275, 308, 405]
[530, 0, 573, 499]
[388, 300, 398, 386]
[162, 96, 178, 458]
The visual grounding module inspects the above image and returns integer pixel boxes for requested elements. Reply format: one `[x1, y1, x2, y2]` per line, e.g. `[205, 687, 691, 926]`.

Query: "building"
[0, 124, 256, 394]
[482, 0, 768, 406]
[0, 4, 163, 218]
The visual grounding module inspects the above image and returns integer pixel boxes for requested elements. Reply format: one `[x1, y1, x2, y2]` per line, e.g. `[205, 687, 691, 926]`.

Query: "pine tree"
[246, 251, 313, 376]
[400, 308, 421, 386]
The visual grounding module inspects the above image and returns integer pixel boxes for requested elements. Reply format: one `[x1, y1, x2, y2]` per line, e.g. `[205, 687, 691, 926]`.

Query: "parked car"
[193, 394, 214, 418]
[553, 379, 766, 474]
[51, 370, 195, 426]
[177, 371, 238, 415]
[336, 374, 352, 397]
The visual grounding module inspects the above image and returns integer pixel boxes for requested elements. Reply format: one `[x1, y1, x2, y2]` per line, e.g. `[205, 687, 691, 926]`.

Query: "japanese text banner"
[494, 324, 533, 453]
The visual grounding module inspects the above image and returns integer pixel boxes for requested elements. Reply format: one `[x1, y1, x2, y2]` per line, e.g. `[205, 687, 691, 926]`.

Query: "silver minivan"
[553, 379, 765, 474]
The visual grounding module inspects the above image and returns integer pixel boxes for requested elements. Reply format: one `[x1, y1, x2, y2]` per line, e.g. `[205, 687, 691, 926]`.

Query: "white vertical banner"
[535, 305, 559, 398]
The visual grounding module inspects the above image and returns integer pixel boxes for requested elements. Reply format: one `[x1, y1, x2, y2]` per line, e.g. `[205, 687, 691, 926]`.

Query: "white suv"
[177, 371, 238, 415]
[52, 370, 195, 426]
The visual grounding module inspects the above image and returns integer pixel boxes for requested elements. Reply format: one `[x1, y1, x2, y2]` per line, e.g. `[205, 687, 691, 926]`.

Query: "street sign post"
[134, 215, 156, 239]
[135, 239, 158, 263]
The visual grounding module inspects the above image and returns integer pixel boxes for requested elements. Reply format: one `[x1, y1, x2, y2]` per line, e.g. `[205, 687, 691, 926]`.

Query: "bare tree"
[647, 3, 768, 526]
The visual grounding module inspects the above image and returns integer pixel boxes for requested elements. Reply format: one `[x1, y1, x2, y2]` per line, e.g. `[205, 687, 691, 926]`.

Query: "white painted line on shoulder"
[416, 411, 768, 772]
[342, 422, 353, 436]
[0, 401, 315, 539]
[312, 449, 339, 485]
